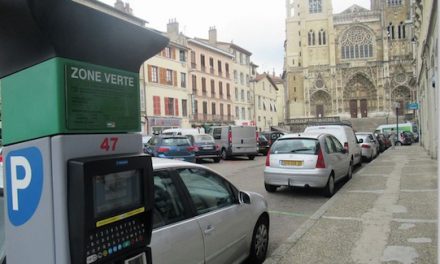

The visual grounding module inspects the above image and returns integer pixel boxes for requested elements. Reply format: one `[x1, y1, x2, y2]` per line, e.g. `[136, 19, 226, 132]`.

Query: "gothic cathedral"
[284, 0, 415, 119]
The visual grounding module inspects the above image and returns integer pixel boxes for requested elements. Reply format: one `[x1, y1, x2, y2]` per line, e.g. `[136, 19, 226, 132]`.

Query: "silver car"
[151, 158, 269, 264]
[264, 133, 352, 197]
[356, 132, 379, 162]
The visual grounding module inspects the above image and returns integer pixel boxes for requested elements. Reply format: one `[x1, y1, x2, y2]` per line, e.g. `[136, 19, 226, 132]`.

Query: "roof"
[216, 41, 252, 56]
[255, 74, 279, 91]
[187, 38, 234, 58]
[339, 4, 370, 14]
[77, 0, 147, 25]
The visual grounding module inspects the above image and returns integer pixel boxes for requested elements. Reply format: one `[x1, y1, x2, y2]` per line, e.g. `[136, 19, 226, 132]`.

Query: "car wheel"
[346, 162, 353, 181]
[248, 155, 255, 160]
[213, 157, 221, 163]
[264, 183, 277, 193]
[221, 149, 229, 160]
[248, 216, 269, 264]
[323, 174, 335, 198]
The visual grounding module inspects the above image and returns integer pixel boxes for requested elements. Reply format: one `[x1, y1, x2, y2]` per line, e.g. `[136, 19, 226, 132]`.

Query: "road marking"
[269, 210, 310, 218]
[400, 189, 437, 193]
[392, 218, 437, 224]
[322, 216, 361, 221]
[347, 190, 385, 194]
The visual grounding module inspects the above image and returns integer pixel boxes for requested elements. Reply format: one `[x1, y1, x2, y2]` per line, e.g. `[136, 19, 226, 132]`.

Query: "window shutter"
[175, 99, 179, 116]
[164, 97, 168, 115]
[160, 68, 166, 84]
[148, 65, 152, 82]
[174, 70, 177, 87]
[153, 96, 161, 115]
[172, 48, 176, 60]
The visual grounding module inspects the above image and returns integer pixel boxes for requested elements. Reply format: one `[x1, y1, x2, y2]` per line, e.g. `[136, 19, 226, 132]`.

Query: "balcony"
[202, 89, 207, 96]
[218, 71, 223, 77]
[226, 72, 230, 79]
[210, 67, 214, 74]
[201, 66, 206, 72]
[191, 114, 234, 123]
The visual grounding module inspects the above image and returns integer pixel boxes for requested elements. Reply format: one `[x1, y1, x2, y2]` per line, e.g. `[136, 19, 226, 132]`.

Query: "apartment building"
[272, 75, 286, 125]
[140, 40, 190, 134]
[216, 40, 254, 126]
[254, 74, 279, 131]
[188, 29, 235, 127]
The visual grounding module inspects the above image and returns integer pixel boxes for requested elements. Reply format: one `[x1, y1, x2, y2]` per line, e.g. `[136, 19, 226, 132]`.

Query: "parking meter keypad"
[85, 218, 145, 263]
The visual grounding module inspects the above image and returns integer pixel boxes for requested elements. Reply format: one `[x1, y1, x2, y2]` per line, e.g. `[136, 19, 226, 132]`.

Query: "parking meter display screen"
[94, 170, 142, 217]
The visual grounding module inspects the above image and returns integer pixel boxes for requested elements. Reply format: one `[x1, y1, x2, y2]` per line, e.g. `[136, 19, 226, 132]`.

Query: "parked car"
[144, 135, 196, 162]
[209, 126, 258, 160]
[304, 124, 363, 167]
[260, 131, 285, 147]
[185, 134, 221, 163]
[264, 133, 352, 197]
[356, 132, 379, 162]
[257, 134, 270, 155]
[375, 133, 387, 152]
[403, 131, 415, 143]
[151, 158, 269, 264]
[376, 133, 392, 150]
[397, 132, 413, 145]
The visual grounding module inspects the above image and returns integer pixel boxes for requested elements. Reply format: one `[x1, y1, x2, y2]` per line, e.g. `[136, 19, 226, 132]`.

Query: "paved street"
[201, 156, 364, 257]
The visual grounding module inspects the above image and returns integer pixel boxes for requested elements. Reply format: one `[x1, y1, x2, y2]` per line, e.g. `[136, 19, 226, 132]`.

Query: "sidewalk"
[265, 145, 438, 264]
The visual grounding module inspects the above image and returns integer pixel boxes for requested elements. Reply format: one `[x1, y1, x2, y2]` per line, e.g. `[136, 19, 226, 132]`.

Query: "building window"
[212, 102, 216, 115]
[309, 0, 322, 13]
[240, 89, 245, 101]
[235, 88, 239, 100]
[341, 26, 374, 59]
[179, 49, 186, 62]
[151, 66, 158, 83]
[247, 91, 250, 102]
[211, 79, 215, 95]
[308, 30, 315, 46]
[200, 54, 206, 71]
[398, 22, 406, 39]
[240, 73, 244, 85]
[227, 104, 231, 119]
[246, 74, 250, 86]
[164, 47, 171, 58]
[220, 103, 224, 117]
[202, 77, 207, 94]
[234, 70, 238, 83]
[387, 0, 402, 6]
[241, 107, 245, 120]
[225, 63, 229, 77]
[166, 69, 173, 85]
[180, 72, 186, 88]
[258, 96, 261, 109]
[319, 29, 326, 45]
[191, 51, 196, 68]
[153, 96, 161, 115]
[194, 100, 198, 114]
[164, 97, 175, 115]
[219, 82, 223, 97]
[192, 75, 197, 91]
[226, 84, 231, 99]
[387, 23, 395, 39]
[182, 99, 188, 117]
[235, 107, 239, 119]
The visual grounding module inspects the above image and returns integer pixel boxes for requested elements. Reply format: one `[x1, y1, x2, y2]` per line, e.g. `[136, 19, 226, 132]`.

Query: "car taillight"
[0, 155, 3, 163]
[256, 131, 259, 142]
[265, 149, 271, 166]
[215, 144, 220, 151]
[343, 142, 349, 152]
[361, 144, 371, 149]
[157, 147, 170, 153]
[315, 148, 326, 169]
[228, 131, 232, 145]
[187, 146, 197, 152]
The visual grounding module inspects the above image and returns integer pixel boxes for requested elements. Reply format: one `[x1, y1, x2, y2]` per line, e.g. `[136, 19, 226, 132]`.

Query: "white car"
[264, 133, 352, 197]
[151, 158, 269, 264]
[356, 132, 379, 161]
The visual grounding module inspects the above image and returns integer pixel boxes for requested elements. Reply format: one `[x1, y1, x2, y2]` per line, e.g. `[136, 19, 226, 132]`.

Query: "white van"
[161, 128, 205, 136]
[209, 126, 258, 160]
[304, 124, 363, 166]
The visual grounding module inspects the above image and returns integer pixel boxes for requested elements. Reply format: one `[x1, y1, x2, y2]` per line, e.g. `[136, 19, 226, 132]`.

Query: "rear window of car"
[356, 134, 369, 142]
[194, 135, 215, 143]
[270, 138, 318, 155]
[161, 138, 190, 146]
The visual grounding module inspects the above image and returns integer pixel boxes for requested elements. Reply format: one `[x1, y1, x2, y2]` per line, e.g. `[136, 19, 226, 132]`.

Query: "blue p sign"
[6, 147, 44, 226]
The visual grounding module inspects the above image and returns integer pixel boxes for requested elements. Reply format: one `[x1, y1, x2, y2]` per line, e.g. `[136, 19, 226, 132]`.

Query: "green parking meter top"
[0, 0, 169, 145]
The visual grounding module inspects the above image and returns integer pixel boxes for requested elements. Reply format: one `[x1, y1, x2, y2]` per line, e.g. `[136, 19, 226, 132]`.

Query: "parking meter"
[0, 1, 168, 263]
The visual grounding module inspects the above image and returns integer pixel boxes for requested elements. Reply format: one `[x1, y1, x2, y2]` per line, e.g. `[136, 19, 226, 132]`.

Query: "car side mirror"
[239, 191, 251, 204]
[358, 138, 363, 143]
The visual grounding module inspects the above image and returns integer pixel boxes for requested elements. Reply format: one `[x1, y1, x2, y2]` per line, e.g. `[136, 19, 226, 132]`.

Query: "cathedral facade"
[284, 0, 416, 120]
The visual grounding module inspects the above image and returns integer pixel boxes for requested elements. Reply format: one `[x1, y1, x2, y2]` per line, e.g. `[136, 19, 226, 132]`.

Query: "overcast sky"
[99, 0, 370, 75]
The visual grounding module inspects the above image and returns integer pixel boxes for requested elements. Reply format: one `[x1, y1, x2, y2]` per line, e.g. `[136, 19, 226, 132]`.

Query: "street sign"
[6, 147, 43, 226]
[407, 102, 419, 110]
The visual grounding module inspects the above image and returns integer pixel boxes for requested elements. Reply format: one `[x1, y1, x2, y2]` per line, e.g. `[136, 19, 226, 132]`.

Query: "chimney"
[209, 26, 217, 44]
[114, 0, 124, 11]
[124, 3, 133, 15]
[167, 19, 179, 38]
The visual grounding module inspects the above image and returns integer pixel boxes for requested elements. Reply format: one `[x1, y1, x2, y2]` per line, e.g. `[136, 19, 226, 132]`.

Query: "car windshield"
[194, 135, 215, 143]
[270, 138, 317, 155]
[161, 138, 190, 146]
[356, 134, 369, 142]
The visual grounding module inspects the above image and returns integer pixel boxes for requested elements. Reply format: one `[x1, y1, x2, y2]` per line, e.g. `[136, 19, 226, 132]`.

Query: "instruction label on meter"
[65, 62, 140, 131]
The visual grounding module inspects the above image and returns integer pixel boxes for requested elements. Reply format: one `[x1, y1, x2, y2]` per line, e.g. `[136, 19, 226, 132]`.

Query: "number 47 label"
[100, 137, 119, 151]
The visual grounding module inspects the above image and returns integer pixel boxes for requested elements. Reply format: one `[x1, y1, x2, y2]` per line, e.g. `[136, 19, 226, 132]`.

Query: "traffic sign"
[6, 147, 44, 226]
[407, 102, 419, 110]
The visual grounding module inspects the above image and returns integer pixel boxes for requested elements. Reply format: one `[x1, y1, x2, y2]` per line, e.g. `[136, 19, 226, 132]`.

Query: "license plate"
[203, 146, 213, 150]
[281, 160, 303, 166]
